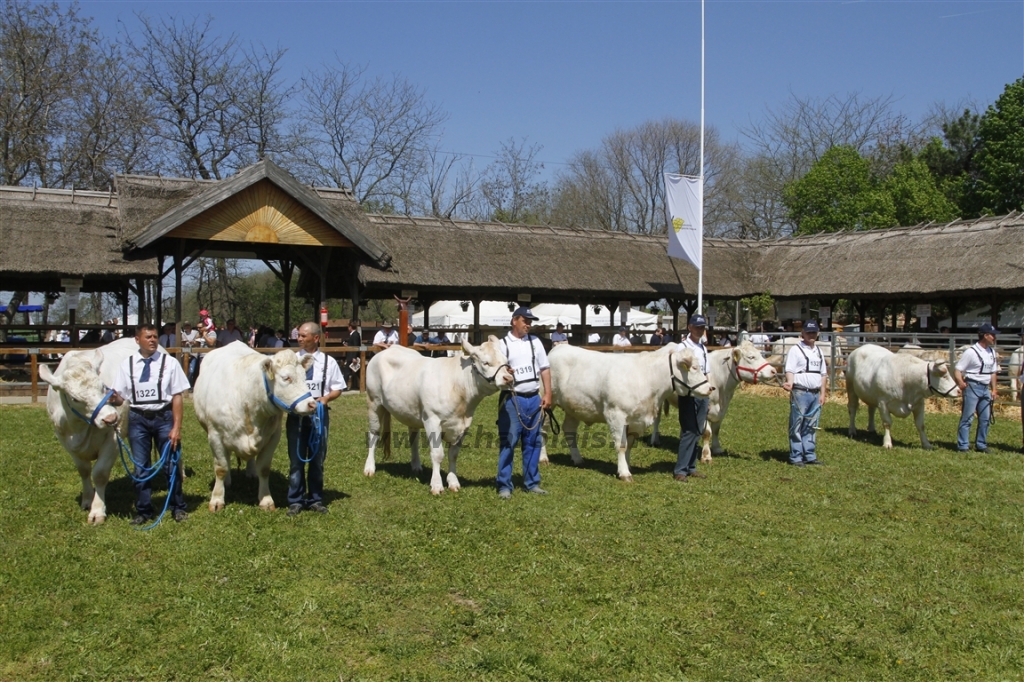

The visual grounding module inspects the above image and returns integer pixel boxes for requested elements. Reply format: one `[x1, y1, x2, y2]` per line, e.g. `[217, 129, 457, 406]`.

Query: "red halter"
[735, 361, 773, 384]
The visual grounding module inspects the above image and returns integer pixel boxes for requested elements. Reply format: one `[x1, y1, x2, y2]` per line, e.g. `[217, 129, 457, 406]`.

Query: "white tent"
[938, 303, 1023, 330]
[410, 300, 659, 330]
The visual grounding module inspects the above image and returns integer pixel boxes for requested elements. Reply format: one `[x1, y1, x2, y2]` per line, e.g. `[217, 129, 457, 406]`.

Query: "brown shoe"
[673, 474, 688, 481]
[688, 471, 707, 479]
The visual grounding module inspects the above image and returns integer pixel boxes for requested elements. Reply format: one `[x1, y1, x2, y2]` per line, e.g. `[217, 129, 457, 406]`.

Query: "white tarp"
[411, 301, 660, 330]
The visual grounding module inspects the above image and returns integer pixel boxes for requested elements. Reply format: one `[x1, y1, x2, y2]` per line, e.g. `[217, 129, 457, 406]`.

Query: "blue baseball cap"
[688, 314, 707, 327]
[978, 322, 999, 335]
[512, 307, 539, 321]
[803, 320, 820, 333]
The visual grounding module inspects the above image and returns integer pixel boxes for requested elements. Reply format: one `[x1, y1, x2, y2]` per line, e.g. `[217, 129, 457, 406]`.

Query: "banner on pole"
[664, 173, 702, 270]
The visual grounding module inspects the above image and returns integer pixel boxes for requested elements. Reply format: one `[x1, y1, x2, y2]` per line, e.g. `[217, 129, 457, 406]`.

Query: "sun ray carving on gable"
[169, 180, 353, 247]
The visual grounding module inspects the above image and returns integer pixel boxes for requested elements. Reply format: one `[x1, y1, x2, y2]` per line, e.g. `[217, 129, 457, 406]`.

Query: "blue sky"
[71, 0, 1023, 175]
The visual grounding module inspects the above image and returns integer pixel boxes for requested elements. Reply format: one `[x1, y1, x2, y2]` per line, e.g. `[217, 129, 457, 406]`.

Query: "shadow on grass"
[97, 473, 209, 520]
[370, 459, 496, 489]
[541, 450, 621, 479]
[759, 448, 791, 464]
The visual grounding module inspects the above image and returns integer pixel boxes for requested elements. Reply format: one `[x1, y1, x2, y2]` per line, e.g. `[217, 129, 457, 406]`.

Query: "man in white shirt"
[372, 320, 399, 348]
[954, 322, 1000, 453]
[286, 322, 346, 516]
[587, 331, 601, 344]
[782, 320, 827, 466]
[108, 324, 191, 524]
[497, 307, 552, 499]
[215, 318, 245, 347]
[180, 321, 200, 384]
[550, 322, 569, 345]
[675, 315, 711, 482]
[612, 327, 631, 348]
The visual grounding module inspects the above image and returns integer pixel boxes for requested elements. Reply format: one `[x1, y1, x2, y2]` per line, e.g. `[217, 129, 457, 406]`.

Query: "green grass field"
[2, 391, 1023, 681]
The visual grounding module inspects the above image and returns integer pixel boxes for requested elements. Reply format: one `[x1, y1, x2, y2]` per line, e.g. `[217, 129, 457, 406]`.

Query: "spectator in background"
[431, 329, 451, 358]
[372, 320, 399, 348]
[749, 323, 771, 352]
[613, 327, 632, 348]
[650, 328, 665, 346]
[290, 324, 300, 342]
[275, 330, 288, 348]
[551, 322, 569, 346]
[343, 321, 362, 389]
[180, 321, 199, 384]
[216, 318, 245, 347]
[587, 331, 601, 344]
[158, 323, 177, 348]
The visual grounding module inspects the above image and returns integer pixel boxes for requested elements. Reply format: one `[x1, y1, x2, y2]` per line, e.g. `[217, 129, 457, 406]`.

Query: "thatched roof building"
[2, 161, 1022, 321]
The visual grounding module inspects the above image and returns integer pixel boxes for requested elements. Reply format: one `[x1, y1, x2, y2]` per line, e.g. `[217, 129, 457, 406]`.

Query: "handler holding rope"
[782, 320, 827, 467]
[496, 307, 552, 499]
[286, 322, 345, 517]
[109, 324, 191, 524]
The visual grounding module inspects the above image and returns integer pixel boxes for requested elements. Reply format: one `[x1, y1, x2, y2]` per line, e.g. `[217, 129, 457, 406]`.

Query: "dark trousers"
[127, 410, 186, 516]
[676, 395, 709, 476]
[286, 409, 329, 507]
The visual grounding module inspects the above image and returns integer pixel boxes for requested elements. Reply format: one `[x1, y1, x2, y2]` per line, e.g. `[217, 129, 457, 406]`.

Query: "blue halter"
[62, 387, 116, 428]
[263, 372, 313, 413]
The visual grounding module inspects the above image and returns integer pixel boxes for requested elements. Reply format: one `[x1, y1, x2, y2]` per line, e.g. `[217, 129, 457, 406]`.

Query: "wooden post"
[69, 308, 78, 348]
[471, 297, 482, 345]
[579, 302, 588, 345]
[359, 349, 367, 394]
[155, 255, 164, 327]
[30, 351, 38, 403]
[283, 260, 293, 333]
[121, 283, 129, 334]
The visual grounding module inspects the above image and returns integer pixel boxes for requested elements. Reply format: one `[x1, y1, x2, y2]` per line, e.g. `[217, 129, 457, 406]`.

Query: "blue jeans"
[957, 382, 993, 451]
[789, 389, 821, 464]
[127, 410, 186, 516]
[676, 395, 709, 475]
[286, 409, 329, 506]
[497, 393, 543, 491]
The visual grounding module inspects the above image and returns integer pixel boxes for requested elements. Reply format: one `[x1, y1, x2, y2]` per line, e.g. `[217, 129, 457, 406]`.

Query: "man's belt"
[502, 390, 539, 399]
[131, 406, 172, 417]
[792, 386, 821, 394]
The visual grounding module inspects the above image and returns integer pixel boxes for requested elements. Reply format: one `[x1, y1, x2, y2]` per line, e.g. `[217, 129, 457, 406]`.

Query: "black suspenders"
[128, 354, 167, 405]
[503, 336, 537, 387]
[795, 344, 822, 374]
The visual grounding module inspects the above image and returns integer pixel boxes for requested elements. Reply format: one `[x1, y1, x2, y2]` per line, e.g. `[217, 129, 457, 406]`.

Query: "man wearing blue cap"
[782, 320, 827, 466]
[954, 322, 1000, 453]
[497, 307, 552, 498]
[675, 314, 711, 481]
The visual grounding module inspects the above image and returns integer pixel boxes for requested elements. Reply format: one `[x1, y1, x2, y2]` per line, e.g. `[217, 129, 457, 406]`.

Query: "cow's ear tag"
[265, 368, 275, 382]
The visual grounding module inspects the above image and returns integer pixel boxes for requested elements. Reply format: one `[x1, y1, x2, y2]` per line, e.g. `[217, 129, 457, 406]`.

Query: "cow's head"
[928, 360, 960, 398]
[670, 347, 714, 398]
[733, 340, 777, 384]
[462, 335, 514, 389]
[40, 350, 119, 428]
[265, 349, 317, 415]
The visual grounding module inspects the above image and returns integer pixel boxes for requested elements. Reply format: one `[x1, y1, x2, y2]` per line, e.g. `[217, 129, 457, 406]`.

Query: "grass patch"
[1, 392, 1023, 680]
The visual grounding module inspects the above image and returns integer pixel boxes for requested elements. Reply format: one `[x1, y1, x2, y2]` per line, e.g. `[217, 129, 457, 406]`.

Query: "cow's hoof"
[650, 436, 660, 446]
[619, 474, 634, 483]
[430, 488, 444, 496]
[259, 501, 276, 512]
[701, 456, 713, 464]
[411, 465, 423, 474]
[209, 501, 225, 513]
[363, 468, 375, 477]
[922, 443, 933, 450]
[88, 512, 106, 525]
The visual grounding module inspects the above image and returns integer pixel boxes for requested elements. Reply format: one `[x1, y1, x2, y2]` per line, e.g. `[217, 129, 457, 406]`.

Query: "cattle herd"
[35, 335, 1020, 523]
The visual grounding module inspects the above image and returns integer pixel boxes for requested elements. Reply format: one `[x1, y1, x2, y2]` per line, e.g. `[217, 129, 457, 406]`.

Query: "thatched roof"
[749, 214, 1024, 299]
[0, 187, 157, 292]
[118, 160, 390, 267]
[3, 161, 1022, 305]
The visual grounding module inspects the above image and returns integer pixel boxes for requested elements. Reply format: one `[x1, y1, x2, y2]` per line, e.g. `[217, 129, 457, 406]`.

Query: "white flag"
[664, 173, 702, 270]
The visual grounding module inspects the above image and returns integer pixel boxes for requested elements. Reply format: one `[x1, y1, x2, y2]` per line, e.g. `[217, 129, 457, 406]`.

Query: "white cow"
[1007, 346, 1022, 402]
[39, 337, 137, 524]
[364, 336, 514, 495]
[846, 343, 960, 449]
[650, 341, 778, 462]
[542, 344, 713, 482]
[193, 341, 317, 512]
[896, 343, 970, 364]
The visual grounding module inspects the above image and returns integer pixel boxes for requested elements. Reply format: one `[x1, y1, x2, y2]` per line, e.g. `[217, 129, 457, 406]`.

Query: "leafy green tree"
[782, 146, 896, 234]
[883, 158, 958, 226]
[740, 291, 775, 325]
[973, 77, 1024, 214]
[918, 108, 981, 212]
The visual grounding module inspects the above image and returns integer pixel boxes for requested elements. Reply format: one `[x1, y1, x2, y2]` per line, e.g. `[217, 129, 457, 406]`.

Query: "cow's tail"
[381, 409, 392, 461]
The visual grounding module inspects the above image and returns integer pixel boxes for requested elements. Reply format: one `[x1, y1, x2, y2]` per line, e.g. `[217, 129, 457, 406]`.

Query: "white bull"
[1007, 346, 1022, 402]
[846, 343, 960, 449]
[193, 342, 316, 512]
[39, 338, 138, 524]
[542, 344, 713, 482]
[650, 340, 777, 462]
[363, 337, 514, 494]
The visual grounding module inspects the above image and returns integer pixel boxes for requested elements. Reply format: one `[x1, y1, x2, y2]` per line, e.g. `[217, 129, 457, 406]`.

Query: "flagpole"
[698, 0, 705, 315]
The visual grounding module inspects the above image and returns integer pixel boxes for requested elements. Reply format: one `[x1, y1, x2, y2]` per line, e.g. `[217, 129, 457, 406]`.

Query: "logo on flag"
[664, 173, 703, 270]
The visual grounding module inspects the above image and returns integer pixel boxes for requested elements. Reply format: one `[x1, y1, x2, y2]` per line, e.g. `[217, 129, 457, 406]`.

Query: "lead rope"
[301, 401, 328, 463]
[116, 437, 182, 531]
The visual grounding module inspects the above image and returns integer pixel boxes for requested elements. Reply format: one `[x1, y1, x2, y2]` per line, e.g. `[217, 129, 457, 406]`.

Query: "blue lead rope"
[117, 436, 182, 531]
[301, 401, 328, 463]
[792, 399, 823, 432]
[63, 388, 116, 427]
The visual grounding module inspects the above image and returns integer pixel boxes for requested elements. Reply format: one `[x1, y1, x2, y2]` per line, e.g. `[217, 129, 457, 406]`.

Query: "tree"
[736, 92, 924, 236]
[782, 146, 895, 234]
[918, 107, 982, 216]
[550, 118, 739, 235]
[478, 137, 549, 223]
[883, 158, 958, 226]
[296, 60, 447, 206]
[740, 291, 775, 325]
[972, 77, 1024, 215]
[122, 14, 292, 180]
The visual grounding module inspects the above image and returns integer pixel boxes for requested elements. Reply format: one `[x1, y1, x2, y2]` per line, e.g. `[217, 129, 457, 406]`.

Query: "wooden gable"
[167, 180, 354, 247]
